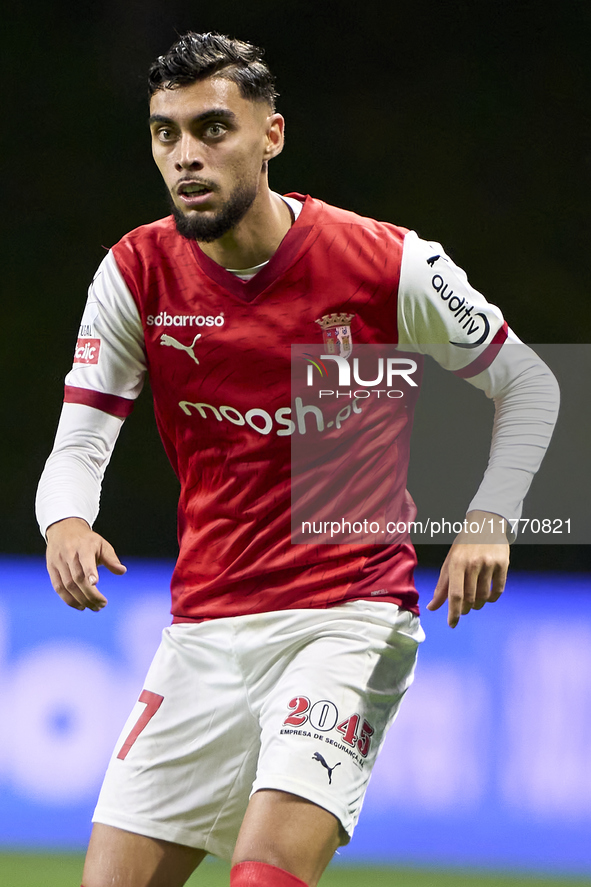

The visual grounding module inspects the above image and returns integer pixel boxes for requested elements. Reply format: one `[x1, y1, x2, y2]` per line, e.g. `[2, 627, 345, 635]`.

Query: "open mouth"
[177, 180, 215, 201]
[179, 182, 210, 196]
[176, 181, 215, 209]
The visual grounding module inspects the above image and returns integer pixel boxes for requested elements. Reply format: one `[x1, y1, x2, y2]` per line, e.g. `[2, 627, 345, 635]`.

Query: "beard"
[169, 182, 258, 243]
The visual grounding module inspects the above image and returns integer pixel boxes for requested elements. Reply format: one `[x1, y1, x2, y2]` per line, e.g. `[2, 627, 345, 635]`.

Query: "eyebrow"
[148, 109, 238, 127]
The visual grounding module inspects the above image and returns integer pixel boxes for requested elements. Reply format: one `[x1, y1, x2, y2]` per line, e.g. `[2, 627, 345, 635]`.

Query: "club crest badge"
[315, 313, 355, 358]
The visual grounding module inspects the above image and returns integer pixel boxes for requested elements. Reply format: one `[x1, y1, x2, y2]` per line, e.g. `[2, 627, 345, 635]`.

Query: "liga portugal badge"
[315, 313, 355, 358]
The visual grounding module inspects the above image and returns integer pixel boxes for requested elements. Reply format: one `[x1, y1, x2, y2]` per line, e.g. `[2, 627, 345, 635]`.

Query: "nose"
[175, 132, 204, 172]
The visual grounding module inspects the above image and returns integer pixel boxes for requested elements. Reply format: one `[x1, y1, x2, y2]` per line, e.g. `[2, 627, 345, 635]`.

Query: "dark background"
[4, 0, 590, 569]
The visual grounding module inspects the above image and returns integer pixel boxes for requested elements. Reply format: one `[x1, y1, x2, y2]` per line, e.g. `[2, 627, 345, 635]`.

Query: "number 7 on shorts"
[117, 689, 164, 760]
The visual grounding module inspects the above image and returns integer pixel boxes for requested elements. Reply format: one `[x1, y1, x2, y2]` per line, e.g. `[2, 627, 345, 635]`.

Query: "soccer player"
[36, 32, 559, 887]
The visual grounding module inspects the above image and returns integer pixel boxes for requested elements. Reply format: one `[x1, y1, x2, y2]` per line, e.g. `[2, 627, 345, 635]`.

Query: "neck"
[198, 187, 292, 270]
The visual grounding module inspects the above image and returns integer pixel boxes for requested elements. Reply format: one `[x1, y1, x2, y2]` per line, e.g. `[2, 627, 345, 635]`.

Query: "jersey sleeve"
[397, 230, 508, 371]
[35, 402, 125, 537]
[397, 231, 560, 530]
[63, 250, 146, 416]
[36, 251, 146, 537]
[463, 338, 560, 525]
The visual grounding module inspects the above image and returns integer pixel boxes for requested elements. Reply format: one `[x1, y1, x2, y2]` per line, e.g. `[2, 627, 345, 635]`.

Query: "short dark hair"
[148, 32, 278, 109]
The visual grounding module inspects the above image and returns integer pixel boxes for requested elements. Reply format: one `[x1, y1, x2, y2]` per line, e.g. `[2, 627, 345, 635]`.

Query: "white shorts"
[93, 601, 424, 861]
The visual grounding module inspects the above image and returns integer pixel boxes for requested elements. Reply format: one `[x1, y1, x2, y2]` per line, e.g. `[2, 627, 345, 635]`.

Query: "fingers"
[47, 562, 86, 611]
[45, 518, 125, 612]
[461, 559, 495, 614]
[426, 567, 449, 613]
[47, 550, 108, 612]
[489, 559, 509, 602]
[427, 554, 467, 627]
[429, 542, 509, 628]
[446, 559, 467, 628]
[97, 540, 127, 576]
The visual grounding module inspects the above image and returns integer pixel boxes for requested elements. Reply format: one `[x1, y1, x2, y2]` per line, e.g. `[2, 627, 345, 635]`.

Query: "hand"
[45, 517, 126, 611]
[426, 510, 509, 628]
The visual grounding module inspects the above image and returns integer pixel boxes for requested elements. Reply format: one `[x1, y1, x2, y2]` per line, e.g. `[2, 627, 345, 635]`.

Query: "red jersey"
[111, 196, 421, 618]
[38, 194, 525, 621]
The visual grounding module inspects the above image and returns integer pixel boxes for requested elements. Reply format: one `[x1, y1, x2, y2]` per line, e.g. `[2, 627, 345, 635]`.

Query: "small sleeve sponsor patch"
[74, 337, 101, 365]
[78, 300, 99, 336]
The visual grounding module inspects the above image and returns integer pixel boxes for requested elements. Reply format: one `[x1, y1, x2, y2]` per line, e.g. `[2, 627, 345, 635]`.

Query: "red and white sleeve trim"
[64, 385, 135, 418]
[454, 321, 509, 378]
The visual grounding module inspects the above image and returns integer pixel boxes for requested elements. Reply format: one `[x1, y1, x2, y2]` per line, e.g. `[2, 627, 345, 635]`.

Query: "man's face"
[149, 77, 283, 242]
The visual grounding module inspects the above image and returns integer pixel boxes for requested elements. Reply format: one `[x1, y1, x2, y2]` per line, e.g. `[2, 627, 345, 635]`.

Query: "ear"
[263, 113, 285, 161]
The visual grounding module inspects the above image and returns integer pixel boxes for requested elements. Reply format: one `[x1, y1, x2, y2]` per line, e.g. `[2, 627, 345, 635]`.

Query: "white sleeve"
[35, 403, 123, 537]
[64, 250, 146, 403]
[36, 251, 146, 537]
[463, 335, 560, 524]
[397, 230, 507, 366]
[397, 232, 560, 527]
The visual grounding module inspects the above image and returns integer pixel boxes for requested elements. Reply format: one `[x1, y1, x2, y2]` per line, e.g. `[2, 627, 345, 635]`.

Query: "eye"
[204, 122, 226, 139]
[155, 127, 175, 142]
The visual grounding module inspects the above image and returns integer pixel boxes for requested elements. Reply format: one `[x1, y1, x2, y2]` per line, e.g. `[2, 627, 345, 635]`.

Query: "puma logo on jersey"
[160, 333, 201, 365]
[312, 752, 341, 784]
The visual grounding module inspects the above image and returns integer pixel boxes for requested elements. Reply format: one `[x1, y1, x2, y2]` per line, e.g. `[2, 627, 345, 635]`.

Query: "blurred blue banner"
[1, 558, 590, 874]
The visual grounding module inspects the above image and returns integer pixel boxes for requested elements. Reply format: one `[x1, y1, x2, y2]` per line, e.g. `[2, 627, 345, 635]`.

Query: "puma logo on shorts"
[312, 751, 341, 784]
